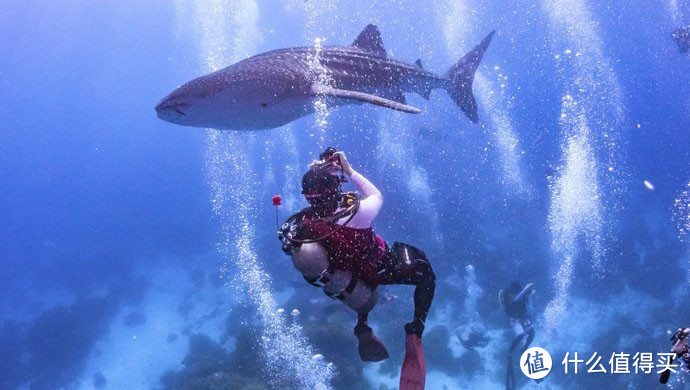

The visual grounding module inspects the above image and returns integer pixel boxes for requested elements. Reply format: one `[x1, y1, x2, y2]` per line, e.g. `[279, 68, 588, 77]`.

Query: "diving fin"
[400, 334, 426, 390]
[311, 84, 421, 114]
[659, 355, 675, 384]
[356, 329, 390, 362]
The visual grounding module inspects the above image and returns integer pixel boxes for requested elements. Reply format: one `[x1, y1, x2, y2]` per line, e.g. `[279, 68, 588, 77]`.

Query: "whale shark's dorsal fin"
[352, 24, 387, 57]
[312, 84, 420, 114]
[415, 59, 423, 69]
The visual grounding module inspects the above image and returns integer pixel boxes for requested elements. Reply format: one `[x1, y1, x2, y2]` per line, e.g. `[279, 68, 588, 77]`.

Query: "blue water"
[1, 1, 689, 389]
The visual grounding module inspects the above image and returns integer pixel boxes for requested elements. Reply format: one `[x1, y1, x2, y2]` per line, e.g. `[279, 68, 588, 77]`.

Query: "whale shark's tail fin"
[445, 30, 495, 123]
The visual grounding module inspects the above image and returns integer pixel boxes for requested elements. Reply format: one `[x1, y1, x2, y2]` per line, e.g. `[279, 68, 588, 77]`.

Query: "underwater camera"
[313, 146, 340, 171]
[319, 146, 337, 161]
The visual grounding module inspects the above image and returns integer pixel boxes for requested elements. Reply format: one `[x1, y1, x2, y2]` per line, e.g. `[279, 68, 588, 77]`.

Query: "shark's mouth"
[155, 102, 188, 118]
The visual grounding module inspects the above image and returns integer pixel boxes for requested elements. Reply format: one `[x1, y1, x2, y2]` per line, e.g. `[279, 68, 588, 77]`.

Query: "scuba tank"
[290, 242, 378, 314]
[279, 191, 378, 314]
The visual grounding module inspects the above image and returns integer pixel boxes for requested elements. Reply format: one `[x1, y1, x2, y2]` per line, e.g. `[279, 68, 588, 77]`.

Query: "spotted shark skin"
[156, 24, 495, 130]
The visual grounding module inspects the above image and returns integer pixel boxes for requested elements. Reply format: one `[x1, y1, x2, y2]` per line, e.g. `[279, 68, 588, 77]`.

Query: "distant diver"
[672, 27, 690, 54]
[660, 327, 690, 384]
[458, 329, 489, 351]
[499, 281, 536, 390]
[156, 24, 495, 130]
[279, 147, 435, 390]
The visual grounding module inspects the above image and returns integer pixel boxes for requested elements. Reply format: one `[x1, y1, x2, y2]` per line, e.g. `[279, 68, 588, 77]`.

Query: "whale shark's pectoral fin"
[312, 84, 421, 114]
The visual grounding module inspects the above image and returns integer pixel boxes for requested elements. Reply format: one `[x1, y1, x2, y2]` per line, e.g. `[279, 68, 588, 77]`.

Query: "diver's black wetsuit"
[502, 284, 535, 390]
[673, 27, 690, 53]
[356, 242, 436, 337]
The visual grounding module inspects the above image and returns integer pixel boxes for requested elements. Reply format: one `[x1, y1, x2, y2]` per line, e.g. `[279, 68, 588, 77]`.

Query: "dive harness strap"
[304, 265, 360, 301]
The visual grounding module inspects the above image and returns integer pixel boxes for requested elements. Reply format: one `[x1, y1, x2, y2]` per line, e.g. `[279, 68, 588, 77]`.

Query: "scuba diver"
[458, 329, 489, 351]
[660, 326, 690, 384]
[278, 147, 435, 390]
[499, 281, 536, 390]
[672, 27, 690, 54]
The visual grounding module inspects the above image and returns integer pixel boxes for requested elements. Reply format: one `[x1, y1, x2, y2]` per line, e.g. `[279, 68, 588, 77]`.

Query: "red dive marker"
[272, 195, 282, 229]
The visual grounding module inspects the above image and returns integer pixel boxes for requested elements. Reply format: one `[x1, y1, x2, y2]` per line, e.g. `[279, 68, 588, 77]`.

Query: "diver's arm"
[333, 152, 383, 228]
[351, 170, 383, 200]
[512, 283, 535, 304]
[345, 170, 383, 228]
[672, 328, 690, 355]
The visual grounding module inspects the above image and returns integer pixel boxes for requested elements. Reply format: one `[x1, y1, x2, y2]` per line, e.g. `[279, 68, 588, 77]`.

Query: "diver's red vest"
[300, 220, 387, 286]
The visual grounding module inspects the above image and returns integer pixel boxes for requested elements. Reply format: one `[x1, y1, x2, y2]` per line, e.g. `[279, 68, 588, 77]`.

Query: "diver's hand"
[672, 333, 687, 355]
[334, 151, 354, 176]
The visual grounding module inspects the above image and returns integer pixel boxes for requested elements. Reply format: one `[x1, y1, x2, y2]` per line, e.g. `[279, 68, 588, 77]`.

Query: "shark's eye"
[261, 102, 268, 108]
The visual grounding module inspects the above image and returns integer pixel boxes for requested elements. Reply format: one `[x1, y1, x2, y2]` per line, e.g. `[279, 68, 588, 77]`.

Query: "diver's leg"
[409, 259, 436, 334]
[354, 311, 389, 362]
[506, 334, 525, 390]
[506, 355, 514, 390]
[380, 243, 434, 390]
[403, 262, 436, 336]
[506, 333, 526, 390]
[509, 333, 526, 355]
[354, 312, 369, 333]
[522, 327, 535, 353]
[379, 243, 436, 337]
[510, 319, 534, 353]
[510, 320, 530, 353]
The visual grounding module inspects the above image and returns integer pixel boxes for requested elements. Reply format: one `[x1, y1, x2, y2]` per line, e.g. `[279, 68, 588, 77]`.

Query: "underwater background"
[1, 0, 689, 389]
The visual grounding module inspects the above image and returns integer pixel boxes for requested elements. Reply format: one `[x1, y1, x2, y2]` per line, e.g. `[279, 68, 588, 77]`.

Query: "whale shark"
[156, 24, 495, 130]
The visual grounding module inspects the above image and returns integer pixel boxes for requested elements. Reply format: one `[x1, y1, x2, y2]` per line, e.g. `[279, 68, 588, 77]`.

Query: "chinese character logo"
[520, 347, 553, 380]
